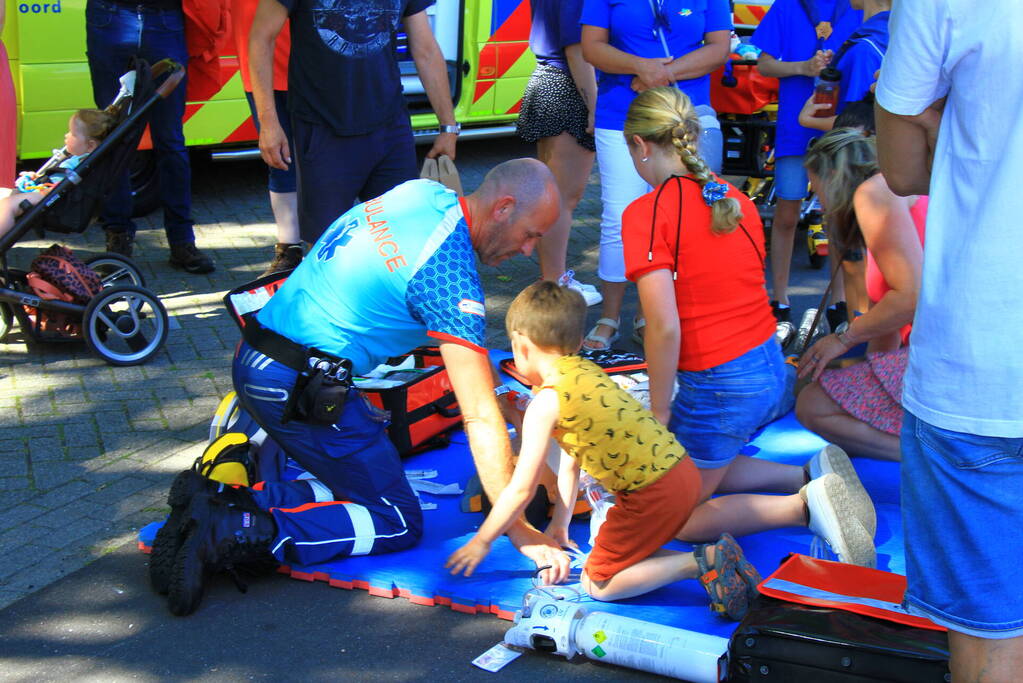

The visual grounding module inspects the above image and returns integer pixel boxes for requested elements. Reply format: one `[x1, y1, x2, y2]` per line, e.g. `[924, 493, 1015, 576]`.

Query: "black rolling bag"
[728, 595, 950, 682]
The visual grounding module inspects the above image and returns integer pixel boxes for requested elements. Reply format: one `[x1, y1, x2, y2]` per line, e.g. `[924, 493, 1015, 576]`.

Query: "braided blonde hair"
[624, 87, 742, 233]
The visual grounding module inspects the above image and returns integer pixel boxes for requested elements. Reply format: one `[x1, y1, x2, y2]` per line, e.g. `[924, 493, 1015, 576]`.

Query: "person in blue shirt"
[798, 0, 891, 130]
[153, 159, 569, 616]
[753, 0, 861, 322]
[580, 0, 732, 352]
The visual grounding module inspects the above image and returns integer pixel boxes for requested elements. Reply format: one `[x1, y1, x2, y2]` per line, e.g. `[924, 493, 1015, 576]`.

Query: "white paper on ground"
[472, 643, 523, 673]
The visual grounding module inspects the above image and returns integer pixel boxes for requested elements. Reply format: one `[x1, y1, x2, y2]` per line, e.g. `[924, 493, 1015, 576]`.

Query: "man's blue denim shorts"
[774, 154, 810, 201]
[901, 411, 1023, 637]
[668, 336, 795, 469]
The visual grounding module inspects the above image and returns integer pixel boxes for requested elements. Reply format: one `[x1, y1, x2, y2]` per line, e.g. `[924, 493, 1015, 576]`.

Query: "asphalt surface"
[0, 136, 828, 681]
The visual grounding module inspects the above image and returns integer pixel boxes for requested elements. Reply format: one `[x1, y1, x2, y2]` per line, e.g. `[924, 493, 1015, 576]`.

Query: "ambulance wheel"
[85, 253, 146, 288]
[130, 151, 160, 218]
[83, 285, 169, 366]
[0, 302, 12, 342]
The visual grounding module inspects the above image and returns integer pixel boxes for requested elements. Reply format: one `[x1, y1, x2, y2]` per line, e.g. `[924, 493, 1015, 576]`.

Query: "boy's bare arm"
[469, 390, 559, 544]
[546, 447, 580, 549]
[446, 390, 567, 579]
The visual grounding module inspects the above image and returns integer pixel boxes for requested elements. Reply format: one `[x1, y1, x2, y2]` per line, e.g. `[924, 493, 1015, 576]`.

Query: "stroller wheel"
[83, 285, 169, 366]
[0, 302, 12, 342]
[85, 253, 146, 288]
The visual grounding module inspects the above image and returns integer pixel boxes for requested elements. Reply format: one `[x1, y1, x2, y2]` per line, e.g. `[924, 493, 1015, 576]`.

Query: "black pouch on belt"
[283, 358, 353, 426]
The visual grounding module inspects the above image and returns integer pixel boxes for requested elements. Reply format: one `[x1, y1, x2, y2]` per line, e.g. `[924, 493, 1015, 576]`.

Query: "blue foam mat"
[139, 355, 904, 639]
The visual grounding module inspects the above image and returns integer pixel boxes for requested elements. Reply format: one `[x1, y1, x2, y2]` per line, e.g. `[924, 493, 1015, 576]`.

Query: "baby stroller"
[0, 58, 177, 366]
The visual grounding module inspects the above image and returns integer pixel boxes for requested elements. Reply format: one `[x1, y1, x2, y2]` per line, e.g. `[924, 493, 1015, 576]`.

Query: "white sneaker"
[803, 473, 876, 568]
[805, 444, 876, 538]
[559, 270, 602, 307]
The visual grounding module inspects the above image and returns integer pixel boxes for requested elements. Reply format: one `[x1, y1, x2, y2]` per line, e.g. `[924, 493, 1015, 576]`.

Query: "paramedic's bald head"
[466, 158, 560, 266]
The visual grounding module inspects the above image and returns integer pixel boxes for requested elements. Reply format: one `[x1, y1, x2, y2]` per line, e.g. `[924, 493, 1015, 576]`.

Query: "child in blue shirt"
[753, 0, 861, 321]
[799, 0, 891, 130]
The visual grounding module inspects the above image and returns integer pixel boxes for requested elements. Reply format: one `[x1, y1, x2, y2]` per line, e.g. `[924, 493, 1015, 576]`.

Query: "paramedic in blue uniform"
[166, 160, 563, 612]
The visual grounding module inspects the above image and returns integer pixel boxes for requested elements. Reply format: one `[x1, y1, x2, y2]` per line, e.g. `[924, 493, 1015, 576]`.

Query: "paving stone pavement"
[0, 137, 825, 610]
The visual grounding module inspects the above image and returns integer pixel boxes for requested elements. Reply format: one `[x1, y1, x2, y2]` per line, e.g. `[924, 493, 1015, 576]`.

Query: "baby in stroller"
[0, 108, 116, 238]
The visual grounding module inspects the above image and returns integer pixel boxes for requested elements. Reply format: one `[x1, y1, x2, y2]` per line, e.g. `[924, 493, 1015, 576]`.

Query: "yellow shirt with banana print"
[546, 355, 688, 492]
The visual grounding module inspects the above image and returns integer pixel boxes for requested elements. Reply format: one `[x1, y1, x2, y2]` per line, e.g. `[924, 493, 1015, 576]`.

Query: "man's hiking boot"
[104, 229, 135, 257]
[261, 242, 304, 277]
[168, 242, 215, 274]
[149, 470, 259, 595]
[166, 491, 278, 616]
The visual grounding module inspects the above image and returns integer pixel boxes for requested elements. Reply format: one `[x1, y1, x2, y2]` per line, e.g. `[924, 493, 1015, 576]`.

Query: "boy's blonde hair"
[505, 281, 587, 354]
[623, 87, 743, 234]
[74, 108, 117, 143]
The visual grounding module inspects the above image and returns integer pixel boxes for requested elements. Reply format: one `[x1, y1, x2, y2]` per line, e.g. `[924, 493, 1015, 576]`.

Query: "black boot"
[149, 469, 258, 595]
[166, 491, 278, 616]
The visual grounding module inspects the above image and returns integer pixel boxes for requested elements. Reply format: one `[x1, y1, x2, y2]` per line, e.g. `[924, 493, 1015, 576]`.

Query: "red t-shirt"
[232, 0, 291, 92]
[623, 176, 776, 372]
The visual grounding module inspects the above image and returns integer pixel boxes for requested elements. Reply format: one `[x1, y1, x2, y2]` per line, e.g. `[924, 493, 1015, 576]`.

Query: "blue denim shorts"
[668, 336, 795, 469]
[901, 411, 1023, 637]
[774, 154, 809, 201]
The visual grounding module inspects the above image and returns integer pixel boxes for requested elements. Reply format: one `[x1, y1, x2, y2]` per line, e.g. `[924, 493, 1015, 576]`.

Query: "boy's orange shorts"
[585, 456, 702, 583]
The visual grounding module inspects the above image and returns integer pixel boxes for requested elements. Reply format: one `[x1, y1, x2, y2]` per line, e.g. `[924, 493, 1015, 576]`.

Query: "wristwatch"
[439, 123, 461, 135]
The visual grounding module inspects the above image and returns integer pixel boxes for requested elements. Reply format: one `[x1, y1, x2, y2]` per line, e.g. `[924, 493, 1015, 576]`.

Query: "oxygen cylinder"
[504, 591, 728, 682]
[579, 473, 615, 548]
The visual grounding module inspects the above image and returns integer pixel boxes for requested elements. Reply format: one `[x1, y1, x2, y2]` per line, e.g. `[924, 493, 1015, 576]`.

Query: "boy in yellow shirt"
[446, 281, 759, 618]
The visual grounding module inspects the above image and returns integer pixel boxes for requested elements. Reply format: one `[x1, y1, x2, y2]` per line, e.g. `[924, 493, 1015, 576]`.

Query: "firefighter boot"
[149, 469, 259, 595]
[166, 491, 278, 616]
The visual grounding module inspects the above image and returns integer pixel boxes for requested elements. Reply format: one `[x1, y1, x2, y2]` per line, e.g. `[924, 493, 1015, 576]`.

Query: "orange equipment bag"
[711, 60, 779, 116]
[757, 553, 945, 632]
[359, 347, 461, 457]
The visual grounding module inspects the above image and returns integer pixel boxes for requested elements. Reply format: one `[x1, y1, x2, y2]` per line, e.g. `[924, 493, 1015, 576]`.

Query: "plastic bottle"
[579, 472, 615, 548]
[812, 66, 842, 118]
[504, 590, 728, 682]
[792, 307, 820, 356]
[775, 321, 796, 349]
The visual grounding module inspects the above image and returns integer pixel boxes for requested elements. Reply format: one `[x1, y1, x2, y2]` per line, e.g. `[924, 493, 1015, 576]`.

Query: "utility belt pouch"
[283, 357, 354, 426]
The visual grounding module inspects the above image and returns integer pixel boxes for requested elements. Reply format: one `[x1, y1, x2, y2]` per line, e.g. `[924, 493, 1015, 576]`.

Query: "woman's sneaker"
[805, 444, 876, 537]
[558, 270, 602, 307]
[802, 473, 876, 568]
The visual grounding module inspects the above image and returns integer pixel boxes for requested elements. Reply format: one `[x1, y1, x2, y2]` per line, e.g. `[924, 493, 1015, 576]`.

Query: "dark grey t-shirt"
[277, 0, 434, 136]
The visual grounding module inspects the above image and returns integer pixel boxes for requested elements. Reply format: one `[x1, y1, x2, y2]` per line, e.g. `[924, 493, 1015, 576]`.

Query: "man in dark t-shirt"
[249, 0, 459, 244]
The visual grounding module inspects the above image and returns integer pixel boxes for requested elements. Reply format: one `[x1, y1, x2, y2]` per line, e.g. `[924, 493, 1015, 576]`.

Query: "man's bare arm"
[875, 101, 943, 197]
[249, 0, 290, 170]
[439, 342, 570, 580]
[404, 11, 458, 160]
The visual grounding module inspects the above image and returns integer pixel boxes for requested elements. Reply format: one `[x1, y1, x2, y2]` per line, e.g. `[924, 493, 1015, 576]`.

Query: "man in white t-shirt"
[875, 1, 1023, 679]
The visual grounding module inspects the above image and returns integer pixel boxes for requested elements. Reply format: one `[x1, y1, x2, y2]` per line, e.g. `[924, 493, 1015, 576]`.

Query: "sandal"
[693, 534, 757, 620]
[583, 317, 620, 351]
[630, 316, 646, 346]
[713, 533, 762, 602]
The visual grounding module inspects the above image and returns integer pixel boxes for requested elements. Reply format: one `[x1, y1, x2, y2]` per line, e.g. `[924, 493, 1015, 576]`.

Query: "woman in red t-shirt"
[796, 128, 925, 462]
[620, 87, 876, 567]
